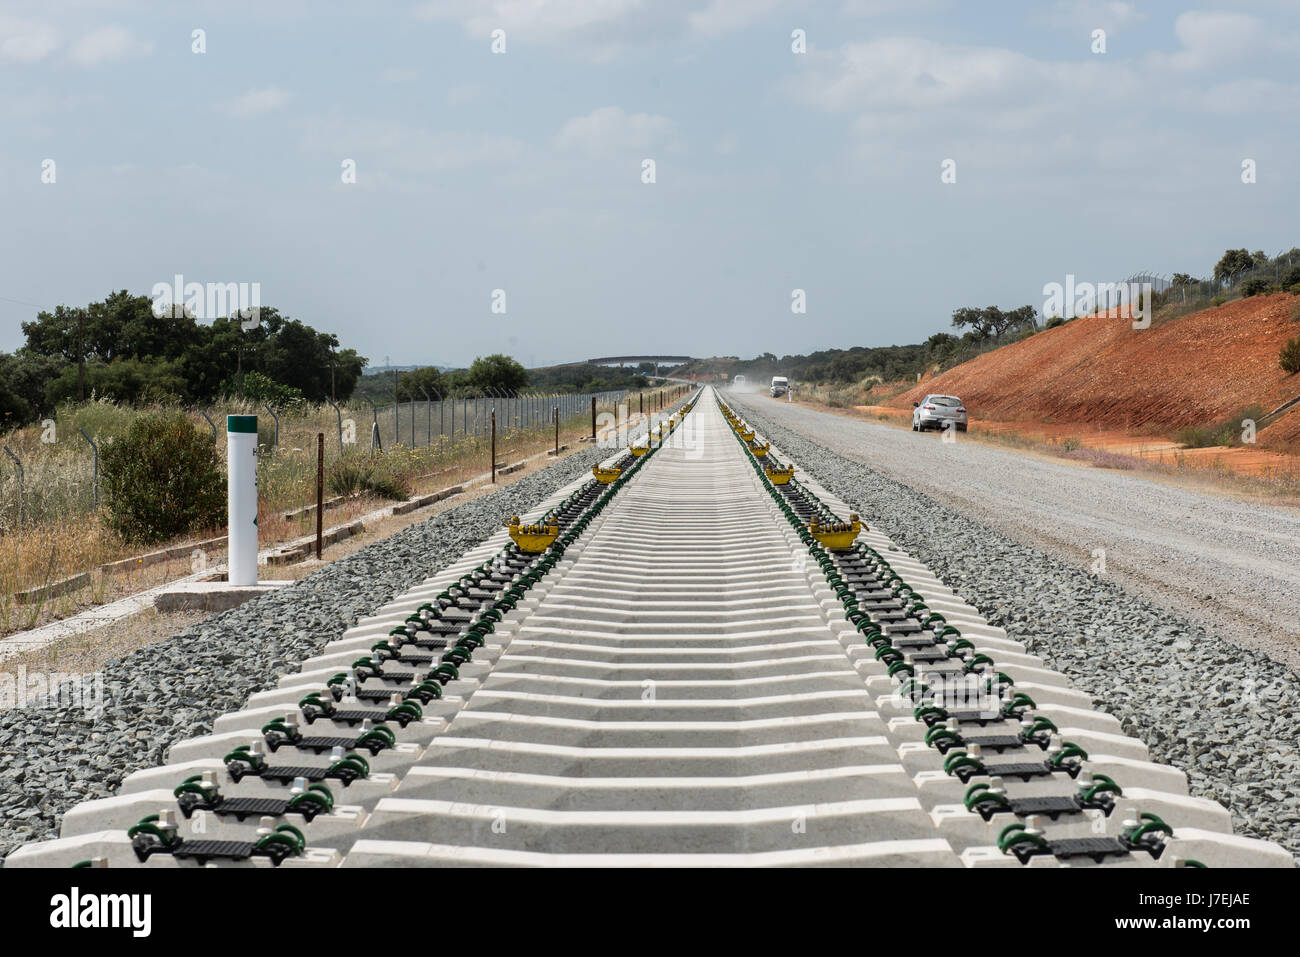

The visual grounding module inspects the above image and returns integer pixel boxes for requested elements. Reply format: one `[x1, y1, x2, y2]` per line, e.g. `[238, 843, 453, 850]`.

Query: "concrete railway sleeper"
[7, 388, 1290, 868]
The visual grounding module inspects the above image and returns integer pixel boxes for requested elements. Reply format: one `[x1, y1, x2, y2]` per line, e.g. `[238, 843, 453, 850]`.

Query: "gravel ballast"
[734, 397, 1300, 857]
[0, 449, 605, 861]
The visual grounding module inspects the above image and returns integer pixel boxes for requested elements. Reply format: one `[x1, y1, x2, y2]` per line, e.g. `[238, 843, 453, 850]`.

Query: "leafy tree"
[19, 294, 367, 408]
[1214, 249, 1254, 285]
[465, 354, 528, 394]
[45, 357, 189, 406]
[222, 370, 306, 409]
[0, 351, 62, 422]
[1171, 273, 1197, 286]
[398, 366, 447, 399]
[1241, 277, 1271, 298]
[924, 332, 957, 353]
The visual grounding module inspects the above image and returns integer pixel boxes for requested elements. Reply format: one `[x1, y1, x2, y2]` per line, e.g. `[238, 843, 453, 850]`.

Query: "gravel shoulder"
[732, 394, 1300, 855]
[0, 448, 606, 860]
[738, 396, 1300, 673]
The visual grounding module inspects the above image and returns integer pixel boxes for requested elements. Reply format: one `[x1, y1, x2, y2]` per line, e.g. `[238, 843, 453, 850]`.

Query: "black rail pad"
[961, 734, 1026, 752]
[891, 635, 936, 647]
[355, 688, 409, 702]
[908, 649, 952, 663]
[944, 710, 1006, 725]
[1041, 836, 1129, 864]
[407, 638, 453, 650]
[392, 653, 436, 665]
[1008, 796, 1085, 820]
[973, 761, 1056, 782]
[254, 766, 331, 783]
[329, 709, 390, 724]
[289, 736, 365, 753]
[171, 840, 256, 863]
[360, 671, 417, 684]
[210, 797, 291, 820]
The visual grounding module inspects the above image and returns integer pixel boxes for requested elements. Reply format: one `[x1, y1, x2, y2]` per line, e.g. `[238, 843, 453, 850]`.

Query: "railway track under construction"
[8, 388, 1290, 868]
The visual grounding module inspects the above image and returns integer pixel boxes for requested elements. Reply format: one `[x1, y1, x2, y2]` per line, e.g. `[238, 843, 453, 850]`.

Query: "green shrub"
[100, 411, 226, 543]
[1283, 265, 1300, 288]
[1241, 277, 1271, 297]
[1045, 315, 1066, 329]
[1288, 283, 1300, 298]
[327, 457, 410, 501]
[1281, 337, 1300, 375]
[1175, 405, 1267, 447]
[327, 459, 372, 497]
[1212, 296, 1227, 307]
[365, 470, 410, 501]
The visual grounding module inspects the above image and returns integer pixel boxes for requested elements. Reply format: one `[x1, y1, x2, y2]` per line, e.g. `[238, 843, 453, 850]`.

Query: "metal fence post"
[316, 433, 324, 560]
[363, 396, 380, 453]
[201, 410, 218, 441]
[263, 401, 279, 450]
[326, 398, 344, 454]
[491, 408, 497, 483]
[79, 428, 99, 507]
[3, 445, 24, 528]
[419, 386, 432, 447]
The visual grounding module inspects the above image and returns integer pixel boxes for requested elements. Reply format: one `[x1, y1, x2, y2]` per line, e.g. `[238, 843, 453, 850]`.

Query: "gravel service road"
[0, 448, 606, 861]
[731, 393, 1300, 854]
[733, 395, 1300, 672]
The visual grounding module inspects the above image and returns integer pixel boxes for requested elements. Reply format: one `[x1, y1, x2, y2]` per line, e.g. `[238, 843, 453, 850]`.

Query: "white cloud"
[788, 39, 1097, 113]
[417, 0, 797, 54]
[1202, 78, 1300, 114]
[446, 82, 481, 106]
[0, 19, 60, 63]
[302, 118, 525, 177]
[688, 0, 785, 36]
[1149, 11, 1277, 71]
[220, 86, 294, 117]
[1043, 0, 1143, 31]
[415, 0, 646, 43]
[553, 105, 673, 158]
[69, 25, 150, 66]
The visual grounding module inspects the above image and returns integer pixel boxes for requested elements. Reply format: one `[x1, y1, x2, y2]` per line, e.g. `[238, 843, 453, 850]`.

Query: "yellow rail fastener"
[592, 465, 623, 485]
[809, 513, 863, 550]
[739, 427, 755, 442]
[751, 441, 769, 458]
[765, 464, 794, 485]
[628, 443, 648, 457]
[506, 516, 559, 553]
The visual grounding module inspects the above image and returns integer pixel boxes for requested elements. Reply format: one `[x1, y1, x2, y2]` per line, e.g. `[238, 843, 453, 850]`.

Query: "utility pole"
[76, 311, 85, 402]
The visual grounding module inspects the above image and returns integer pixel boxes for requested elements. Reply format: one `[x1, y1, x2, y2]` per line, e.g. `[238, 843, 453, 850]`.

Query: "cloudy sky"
[1, 0, 1296, 368]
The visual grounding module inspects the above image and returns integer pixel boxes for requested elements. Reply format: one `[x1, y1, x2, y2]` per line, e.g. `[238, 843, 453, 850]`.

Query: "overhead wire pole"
[419, 386, 432, 447]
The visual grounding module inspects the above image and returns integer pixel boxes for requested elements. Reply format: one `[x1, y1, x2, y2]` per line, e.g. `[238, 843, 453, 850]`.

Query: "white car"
[770, 376, 789, 397]
[912, 394, 968, 432]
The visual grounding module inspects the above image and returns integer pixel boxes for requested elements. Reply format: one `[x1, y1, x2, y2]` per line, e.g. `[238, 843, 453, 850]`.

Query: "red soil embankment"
[890, 294, 1300, 452]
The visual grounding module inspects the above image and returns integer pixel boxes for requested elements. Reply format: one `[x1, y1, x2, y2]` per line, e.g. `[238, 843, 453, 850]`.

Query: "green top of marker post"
[227, 415, 258, 434]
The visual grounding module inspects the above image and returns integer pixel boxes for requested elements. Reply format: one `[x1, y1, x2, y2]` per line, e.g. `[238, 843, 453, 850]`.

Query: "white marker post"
[227, 415, 258, 586]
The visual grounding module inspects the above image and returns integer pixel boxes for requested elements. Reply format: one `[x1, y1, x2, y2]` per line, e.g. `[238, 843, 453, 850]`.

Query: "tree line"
[0, 291, 366, 427]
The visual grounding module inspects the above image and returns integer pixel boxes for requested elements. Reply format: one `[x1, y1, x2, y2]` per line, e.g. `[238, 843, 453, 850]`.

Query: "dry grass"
[0, 388, 689, 636]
